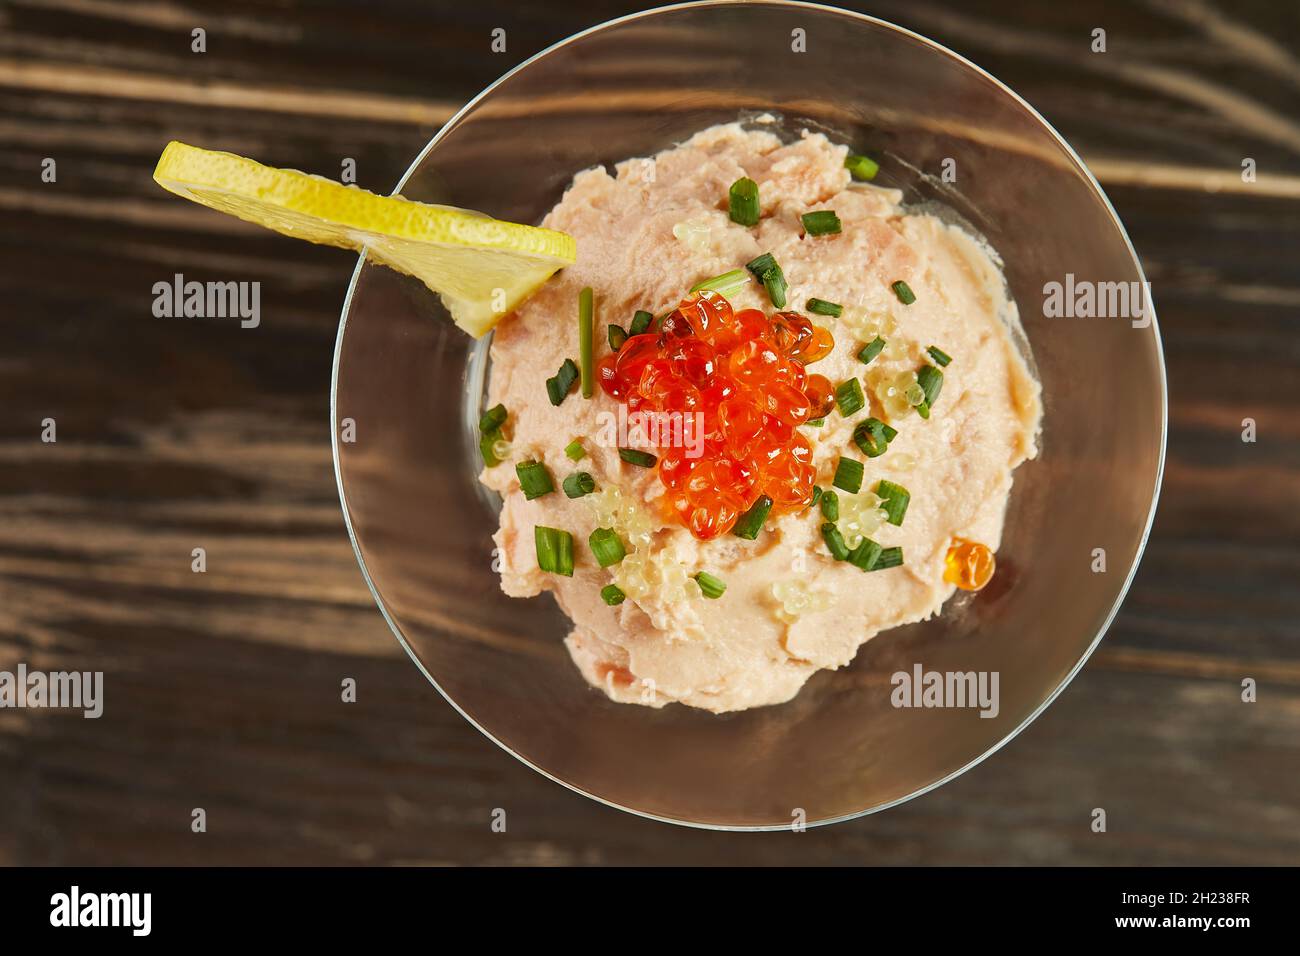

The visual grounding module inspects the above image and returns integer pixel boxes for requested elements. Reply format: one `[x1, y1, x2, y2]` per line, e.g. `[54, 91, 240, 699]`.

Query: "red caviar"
[599, 290, 834, 539]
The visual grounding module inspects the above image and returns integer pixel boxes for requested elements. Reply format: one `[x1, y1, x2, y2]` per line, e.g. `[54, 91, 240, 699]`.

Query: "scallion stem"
[618, 447, 657, 468]
[589, 527, 627, 567]
[891, 280, 916, 305]
[694, 571, 726, 599]
[728, 177, 760, 226]
[516, 461, 554, 500]
[732, 495, 773, 540]
[806, 298, 843, 318]
[833, 456, 864, 494]
[845, 154, 879, 181]
[534, 526, 574, 576]
[876, 479, 910, 526]
[801, 210, 842, 236]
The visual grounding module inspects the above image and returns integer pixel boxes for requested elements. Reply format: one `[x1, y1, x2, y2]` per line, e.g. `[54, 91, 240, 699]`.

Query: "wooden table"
[1, 0, 1297, 865]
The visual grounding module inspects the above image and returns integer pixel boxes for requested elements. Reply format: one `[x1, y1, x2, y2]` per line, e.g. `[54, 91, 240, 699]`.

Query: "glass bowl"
[332, 1, 1165, 829]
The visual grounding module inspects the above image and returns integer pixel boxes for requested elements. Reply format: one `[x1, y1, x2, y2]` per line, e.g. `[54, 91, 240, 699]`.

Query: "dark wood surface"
[1, 0, 1297, 865]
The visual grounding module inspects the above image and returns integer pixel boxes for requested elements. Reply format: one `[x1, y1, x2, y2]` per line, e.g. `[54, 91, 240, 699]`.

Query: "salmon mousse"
[477, 122, 1042, 713]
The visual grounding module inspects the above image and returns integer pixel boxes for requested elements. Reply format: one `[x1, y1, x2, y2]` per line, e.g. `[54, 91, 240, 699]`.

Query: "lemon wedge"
[152, 141, 576, 337]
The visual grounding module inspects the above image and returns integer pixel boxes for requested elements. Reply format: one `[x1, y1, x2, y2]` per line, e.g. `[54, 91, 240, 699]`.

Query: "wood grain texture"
[0, 0, 1297, 865]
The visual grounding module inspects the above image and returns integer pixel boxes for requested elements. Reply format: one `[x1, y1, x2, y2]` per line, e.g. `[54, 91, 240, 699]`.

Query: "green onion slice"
[806, 298, 843, 317]
[869, 546, 904, 571]
[876, 479, 910, 526]
[733, 495, 773, 540]
[927, 345, 952, 367]
[805, 418, 826, 427]
[618, 447, 657, 468]
[546, 358, 579, 406]
[835, 378, 865, 417]
[845, 154, 879, 181]
[801, 210, 842, 236]
[821, 523, 850, 561]
[847, 537, 884, 572]
[853, 417, 894, 458]
[589, 527, 627, 567]
[562, 471, 595, 499]
[916, 365, 944, 418]
[728, 177, 760, 226]
[832, 456, 864, 494]
[534, 526, 574, 576]
[891, 280, 916, 305]
[629, 310, 654, 336]
[516, 460, 554, 500]
[694, 571, 726, 599]
[857, 337, 886, 364]
[578, 287, 594, 399]
[480, 430, 504, 467]
[564, 439, 585, 461]
[600, 583, 626, 606]
[745, 252, 788, 309]
[479, 403, 507, 435]
[820, 488, 839, 522]
[690, 268, 750, 298]
[608, 324, 628, 351]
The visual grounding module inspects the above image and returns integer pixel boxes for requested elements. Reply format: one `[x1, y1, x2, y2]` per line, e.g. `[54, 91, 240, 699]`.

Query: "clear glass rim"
[329, 0, 1169, 832]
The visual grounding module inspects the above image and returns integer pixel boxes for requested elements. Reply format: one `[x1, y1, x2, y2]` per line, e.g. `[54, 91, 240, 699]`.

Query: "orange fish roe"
[597, 290, 834, 539]
[943, 538, 996, 591]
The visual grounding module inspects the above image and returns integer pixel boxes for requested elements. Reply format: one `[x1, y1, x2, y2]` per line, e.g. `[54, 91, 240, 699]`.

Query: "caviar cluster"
[597, 290, 838, 540]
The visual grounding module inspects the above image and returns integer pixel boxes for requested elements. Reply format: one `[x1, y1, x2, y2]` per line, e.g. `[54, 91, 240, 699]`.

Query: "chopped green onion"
[927, 345, 952, 367]
[805, 418, 825, 427]
[546, 358, 579, 406]
[589, 527, 627, 567]
[869, 546, 904, 571]
[694, 571, 726, 599]
[832, 456, 864, 494]
[516, 460, 554, 500]
[847, 537, 884, 572]
[745, 252, 788, 308]
[578, 287, 594, 399]
[733, 494, 773, 540]
[835, 378, 865, 416]
[916, 364, 944, 418]
[534, 526, 574, 576]
[857, 337, 886, 364]
[821, 523, 850, 561]
[564, 439, 585, 461]
[690, 268, 750, 298]
[853, 417, 894, 458]
[845, 154, 879, 181]
[618, 447, 657, 468]
[891, 280, 916, 305]
[801, 210, 842, 236]
[562, 471, 596, 499]
[480, 430, 504, 467]
[810, 486, 823, 509]
[600, 583, 626, 606]
[728, 176, 760, 227]
[876, 479, 910, 526]
[820, 488, 839, 522]
[629, 310, 654, 336]
[479, 403, 507, 435]
[609, 324, 628, 351]
[806, 298, 843, 318]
